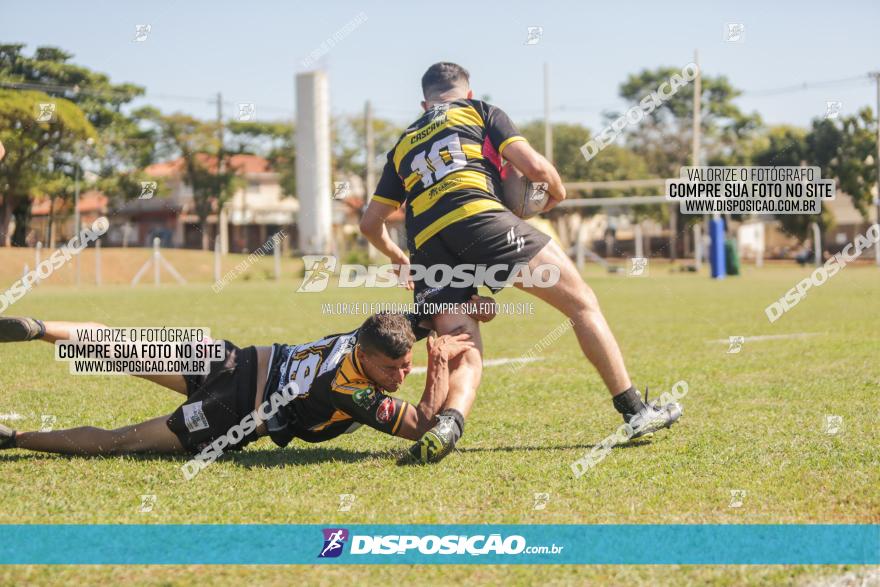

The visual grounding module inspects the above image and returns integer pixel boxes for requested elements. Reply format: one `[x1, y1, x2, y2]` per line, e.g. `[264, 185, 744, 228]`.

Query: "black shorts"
[409, 208, 551, 312]
[166, 340, 260, 454]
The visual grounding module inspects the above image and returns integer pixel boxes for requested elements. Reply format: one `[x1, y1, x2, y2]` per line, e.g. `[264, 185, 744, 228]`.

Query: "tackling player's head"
[421, 62, 473, 110]
[356, 313, 415, 392]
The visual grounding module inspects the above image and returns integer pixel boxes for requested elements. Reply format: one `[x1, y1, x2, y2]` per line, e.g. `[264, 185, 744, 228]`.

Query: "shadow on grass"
[0, 438, 658, 468]
[0, 445, 390, 468]
[225, 446, 390, 468]
[394, 439, 657, 467]
[458, 439, 655, 453]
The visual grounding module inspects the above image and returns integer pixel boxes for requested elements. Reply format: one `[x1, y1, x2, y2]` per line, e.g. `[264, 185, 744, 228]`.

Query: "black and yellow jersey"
[372, 99, 526, 250]
[262, 315, 429, 446]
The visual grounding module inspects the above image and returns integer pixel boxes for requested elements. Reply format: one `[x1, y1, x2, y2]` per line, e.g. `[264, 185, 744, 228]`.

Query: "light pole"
[73, 138, 94, 286]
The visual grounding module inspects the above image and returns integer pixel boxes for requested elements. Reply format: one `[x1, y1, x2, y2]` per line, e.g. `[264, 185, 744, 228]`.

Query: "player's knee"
[448, 343, 482, 373]
[463, 343, 482, 364]
[538, 239, 575, 272]
[543, 277, 596, 320]
[572, 283, 601, 314]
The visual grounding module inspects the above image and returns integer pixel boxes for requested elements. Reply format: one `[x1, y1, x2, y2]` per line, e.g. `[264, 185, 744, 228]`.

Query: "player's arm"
[484, 103, 566, 212]
[360, 154, 410, 266]
[328, 334, 472, 440]
[360, 200, 409, 265]
[395, 333, 475, 440]
[361, 200, 414, 290]
[501, 140, 566, 212]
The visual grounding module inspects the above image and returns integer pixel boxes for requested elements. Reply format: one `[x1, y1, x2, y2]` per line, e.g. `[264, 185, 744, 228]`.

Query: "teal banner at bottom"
[1, 524, 877, 564]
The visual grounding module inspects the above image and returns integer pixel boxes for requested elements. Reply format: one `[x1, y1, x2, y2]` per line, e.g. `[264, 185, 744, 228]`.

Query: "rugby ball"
[501, 164, 549, 219]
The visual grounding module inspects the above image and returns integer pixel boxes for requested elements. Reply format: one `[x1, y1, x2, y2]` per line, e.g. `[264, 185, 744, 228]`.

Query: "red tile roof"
[145, 153, 271, 177]
[31, 191, 107, 215]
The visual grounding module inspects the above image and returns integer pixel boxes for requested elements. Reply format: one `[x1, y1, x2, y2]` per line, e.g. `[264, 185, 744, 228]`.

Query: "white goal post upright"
[295, 71, 332, 255]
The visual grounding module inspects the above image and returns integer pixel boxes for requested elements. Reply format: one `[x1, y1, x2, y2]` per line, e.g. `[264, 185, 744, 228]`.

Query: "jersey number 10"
[411, 134, 467, 188]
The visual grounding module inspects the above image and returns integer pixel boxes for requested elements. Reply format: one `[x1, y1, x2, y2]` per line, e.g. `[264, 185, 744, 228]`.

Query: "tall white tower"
[295, 70, 332, 254]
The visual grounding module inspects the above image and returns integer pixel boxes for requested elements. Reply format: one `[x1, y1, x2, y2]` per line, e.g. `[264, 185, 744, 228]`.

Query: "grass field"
[0, 252, 878, 585]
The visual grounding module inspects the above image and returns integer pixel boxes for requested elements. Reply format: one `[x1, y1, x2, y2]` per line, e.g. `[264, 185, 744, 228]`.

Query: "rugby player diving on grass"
[359, 62, 682, 464]
[0, 300, 495, 463]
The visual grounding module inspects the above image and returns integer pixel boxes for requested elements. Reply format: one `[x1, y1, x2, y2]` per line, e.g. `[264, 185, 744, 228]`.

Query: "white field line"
[0, 413, 24, 421]
[706, 333, 822, 344]
[410, 356, 542, 375]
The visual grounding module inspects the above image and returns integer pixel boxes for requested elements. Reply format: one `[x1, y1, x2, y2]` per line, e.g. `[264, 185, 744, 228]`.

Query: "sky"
[2, 0, 878, 132]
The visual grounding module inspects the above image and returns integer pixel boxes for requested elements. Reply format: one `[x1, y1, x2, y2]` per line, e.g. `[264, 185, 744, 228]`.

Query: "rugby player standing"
[360, 62, 682, 463]
[0, 306, 493, 461]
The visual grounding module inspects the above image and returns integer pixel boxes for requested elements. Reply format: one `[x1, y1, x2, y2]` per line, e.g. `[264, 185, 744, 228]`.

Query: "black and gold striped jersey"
[262, 314, 430, 446]
[372, 99, 526, 250]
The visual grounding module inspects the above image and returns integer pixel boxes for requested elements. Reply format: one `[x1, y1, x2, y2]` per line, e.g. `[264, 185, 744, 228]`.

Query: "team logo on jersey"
[318, 528, 349, 558]
[415, 286, 443, 304]
[375, 397, 395, 423]
[353, 386, 377, 409]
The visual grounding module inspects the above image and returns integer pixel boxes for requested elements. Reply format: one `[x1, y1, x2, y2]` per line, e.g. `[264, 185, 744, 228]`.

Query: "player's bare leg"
[0, 318, 190, 454]
[408, 309, 482, 463]
[0, 317, 188, 394]
[516, 240, 681, 437]
[0, 415, 185, 455]
[517, 240, 631, 394]
[431, 311, 483, 418]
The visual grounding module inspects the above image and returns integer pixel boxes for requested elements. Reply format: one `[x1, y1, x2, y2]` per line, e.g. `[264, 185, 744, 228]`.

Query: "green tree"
[613, 68, 762, 246]
[615, 67, 761, 176]
[752, 113, 876, 242]
[0, 89, 96, 245]
[520, 121, 651, 188]
[226, 120, 296, 198]
[750, 125, 823, 240]
[519, 121, 661, 221]
[136, 108, 241, 249]
[822, 108, 877, 218]
[0, 44, 149, 244]
[333, 114, 402, 180]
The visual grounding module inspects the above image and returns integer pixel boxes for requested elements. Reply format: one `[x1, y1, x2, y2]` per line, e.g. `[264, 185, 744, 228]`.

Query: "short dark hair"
[358, 313, 416, 359]
[421, 62, 470, 99]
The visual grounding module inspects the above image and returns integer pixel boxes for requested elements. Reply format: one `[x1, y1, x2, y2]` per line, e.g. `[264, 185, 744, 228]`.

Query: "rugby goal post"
[559, 178, 726, 276]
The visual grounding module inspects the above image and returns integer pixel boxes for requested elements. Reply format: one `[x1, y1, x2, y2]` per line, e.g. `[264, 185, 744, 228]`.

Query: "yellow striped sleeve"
[371, 195, 401, 208]
[498, 136, 527, 156]
[391, 401, 410, 435]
